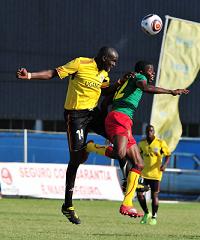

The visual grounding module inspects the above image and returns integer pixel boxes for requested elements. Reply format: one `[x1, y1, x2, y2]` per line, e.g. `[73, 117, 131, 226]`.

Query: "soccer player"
[16, 46, 127, 224]
[137, 124, 171, 225]
[86, 60, 189, 218]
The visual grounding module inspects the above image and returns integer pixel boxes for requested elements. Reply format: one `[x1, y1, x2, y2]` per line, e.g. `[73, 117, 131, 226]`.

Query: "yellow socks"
[122, 168, 141, 207]
[86, 141, 113, 157]
[86, 141, 107, 155]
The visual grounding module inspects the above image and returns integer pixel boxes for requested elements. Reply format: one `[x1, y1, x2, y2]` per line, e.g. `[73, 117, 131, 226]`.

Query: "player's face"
[144, 65, 155, 82]
[146, 126, 155, 139]
[102, 52, 118, 72]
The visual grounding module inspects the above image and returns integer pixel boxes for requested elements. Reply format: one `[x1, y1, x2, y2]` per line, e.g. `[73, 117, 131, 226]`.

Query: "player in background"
[86, 60, 189, 218]
[137, 124, 171, 225]
[16, 46, 129, 225]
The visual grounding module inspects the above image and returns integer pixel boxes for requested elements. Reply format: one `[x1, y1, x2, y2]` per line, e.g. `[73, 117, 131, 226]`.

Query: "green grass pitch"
[0, 198, 200, 240]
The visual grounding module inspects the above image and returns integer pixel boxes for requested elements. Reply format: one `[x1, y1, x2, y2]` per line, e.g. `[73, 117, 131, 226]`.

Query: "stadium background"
[0, 3, 200, 238]
[0, 0, 200, 136]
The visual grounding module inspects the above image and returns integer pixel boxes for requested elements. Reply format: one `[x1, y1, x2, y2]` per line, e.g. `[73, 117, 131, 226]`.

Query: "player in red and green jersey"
[87, 60, 189, 218]
[112, 71, 147, 119]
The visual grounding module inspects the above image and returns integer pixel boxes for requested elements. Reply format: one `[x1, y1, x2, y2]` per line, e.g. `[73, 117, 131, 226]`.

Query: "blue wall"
[0, 132, 199, 166]
[1, 131, 200, 200]
[0, 132, 117, 165]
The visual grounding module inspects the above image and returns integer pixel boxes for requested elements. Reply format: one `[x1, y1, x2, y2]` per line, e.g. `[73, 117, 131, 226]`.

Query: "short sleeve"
[101, 76, 110, 88]
[100, 70, 110, 88]
[161, 140, 171, 156]
[135, 73, 147, 83]
[56, 58, 80, 79]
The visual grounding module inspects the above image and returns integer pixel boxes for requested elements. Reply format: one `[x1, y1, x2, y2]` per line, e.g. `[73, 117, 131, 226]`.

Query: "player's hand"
[118, 72, 135, 85]
[160, 164, 168, 171]
[16, 68, 29, 79]
[123, 72, 135, 80]
[171, 89, 190, 96]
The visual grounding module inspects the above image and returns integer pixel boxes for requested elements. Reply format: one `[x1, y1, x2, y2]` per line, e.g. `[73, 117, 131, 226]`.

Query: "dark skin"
[16, 48, 131, 222]
[16, 48, 123, 166]
[16, 48, 121, 96]
[104, 64, 189, 173]
[145, 125, 170, 171]
[17, 50, 118, 115]
[137, 125, 171, 217]
[136, 64, 189, 95]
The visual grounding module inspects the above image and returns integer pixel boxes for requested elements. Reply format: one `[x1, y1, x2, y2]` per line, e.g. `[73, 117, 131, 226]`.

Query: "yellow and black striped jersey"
[56, 57, 110, 110]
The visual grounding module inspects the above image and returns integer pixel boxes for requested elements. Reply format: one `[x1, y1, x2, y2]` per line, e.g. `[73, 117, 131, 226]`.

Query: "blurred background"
[0, 0, 200, 200]
[0, 0, 200, 135]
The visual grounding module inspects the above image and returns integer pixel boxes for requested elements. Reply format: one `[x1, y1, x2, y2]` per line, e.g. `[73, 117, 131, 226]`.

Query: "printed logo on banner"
[1, 168, 13, 185]
[0, 163, 124, 200]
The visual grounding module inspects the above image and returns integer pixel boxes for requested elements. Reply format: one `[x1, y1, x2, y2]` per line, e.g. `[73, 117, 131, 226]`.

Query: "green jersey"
[112, 73, 147, 119]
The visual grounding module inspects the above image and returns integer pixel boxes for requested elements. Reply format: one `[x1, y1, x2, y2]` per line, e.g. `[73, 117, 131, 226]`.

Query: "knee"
[68, 158, 79, 167]
[117, 152, 126, 160]
[115, 148, 126, 159]
[70, 149, 87, 165]
[151, 192, 159, 202]
[136, 155, 144, 170]
[138, 163, 144, 171]
[153, 192, 159, 198]
[134, 162, 144, 171]
[137, 191, 144, 200]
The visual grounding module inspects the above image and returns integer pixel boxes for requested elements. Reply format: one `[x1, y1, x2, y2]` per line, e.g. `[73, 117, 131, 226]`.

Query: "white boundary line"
[160, 200, 180, 204]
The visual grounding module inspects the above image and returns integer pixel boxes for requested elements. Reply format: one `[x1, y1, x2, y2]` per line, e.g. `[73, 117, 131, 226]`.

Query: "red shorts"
[105, 111, 136, 149]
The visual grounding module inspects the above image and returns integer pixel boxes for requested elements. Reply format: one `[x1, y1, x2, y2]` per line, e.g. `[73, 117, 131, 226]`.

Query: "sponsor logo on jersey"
[85, 81, 101, 88]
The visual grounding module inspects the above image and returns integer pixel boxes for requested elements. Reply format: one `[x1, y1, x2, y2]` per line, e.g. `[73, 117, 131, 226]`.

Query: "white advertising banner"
[0, 163, 123, 201]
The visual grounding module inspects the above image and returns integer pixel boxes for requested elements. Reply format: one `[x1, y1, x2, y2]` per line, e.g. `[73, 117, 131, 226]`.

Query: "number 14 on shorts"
[76, 129, 84, 140]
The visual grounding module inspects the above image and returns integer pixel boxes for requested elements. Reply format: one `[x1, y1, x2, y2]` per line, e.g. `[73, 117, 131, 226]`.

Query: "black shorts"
[64, 107, 107, 151]
[143, 178, 160, 193]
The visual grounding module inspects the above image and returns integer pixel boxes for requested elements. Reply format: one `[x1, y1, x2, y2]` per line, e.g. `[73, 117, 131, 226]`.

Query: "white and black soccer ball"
[141, 14, 163, 35]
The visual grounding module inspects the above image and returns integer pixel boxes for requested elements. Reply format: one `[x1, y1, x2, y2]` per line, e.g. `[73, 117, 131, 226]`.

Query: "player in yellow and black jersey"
[16, 46, 126, 225]
[137, 124, 171, 225]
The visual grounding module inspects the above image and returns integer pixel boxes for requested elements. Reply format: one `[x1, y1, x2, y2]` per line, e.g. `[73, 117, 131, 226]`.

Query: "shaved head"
[95, 46, 119, 71]
[97, 47, 119, 59]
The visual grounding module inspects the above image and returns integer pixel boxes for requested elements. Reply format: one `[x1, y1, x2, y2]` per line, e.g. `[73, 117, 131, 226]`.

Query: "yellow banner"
[151, 18, 200, 152]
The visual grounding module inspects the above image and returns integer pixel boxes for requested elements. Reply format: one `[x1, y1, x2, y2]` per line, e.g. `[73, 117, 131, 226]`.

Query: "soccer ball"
[141, 14, 163, 35]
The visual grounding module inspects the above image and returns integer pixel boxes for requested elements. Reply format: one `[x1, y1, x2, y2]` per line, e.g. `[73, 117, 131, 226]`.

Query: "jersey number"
[114, 81, 128, 100]
[76, 129, 84, 140]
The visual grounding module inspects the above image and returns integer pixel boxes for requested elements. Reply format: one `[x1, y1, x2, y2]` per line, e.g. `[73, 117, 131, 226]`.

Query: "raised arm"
[136, 81, 189, 96]
[16, 68, 58, 80]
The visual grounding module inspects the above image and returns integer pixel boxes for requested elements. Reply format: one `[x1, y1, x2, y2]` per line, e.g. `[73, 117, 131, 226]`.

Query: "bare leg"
[151, 191, 159, 217]
[137, 191, 149, 213]
[64, 148, 87, 207]
[62, 149, 87, 225]
[126, 144, 144, 171]
[120, 144, 144, 217]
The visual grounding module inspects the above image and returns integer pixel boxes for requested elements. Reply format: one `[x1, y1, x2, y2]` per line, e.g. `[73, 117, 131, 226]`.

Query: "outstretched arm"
[16, 68, 58, 80]
[136, 81, 189, 96]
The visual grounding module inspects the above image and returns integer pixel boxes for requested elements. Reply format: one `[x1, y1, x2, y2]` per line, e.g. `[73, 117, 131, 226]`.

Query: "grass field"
[0, 198, 200, 240]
